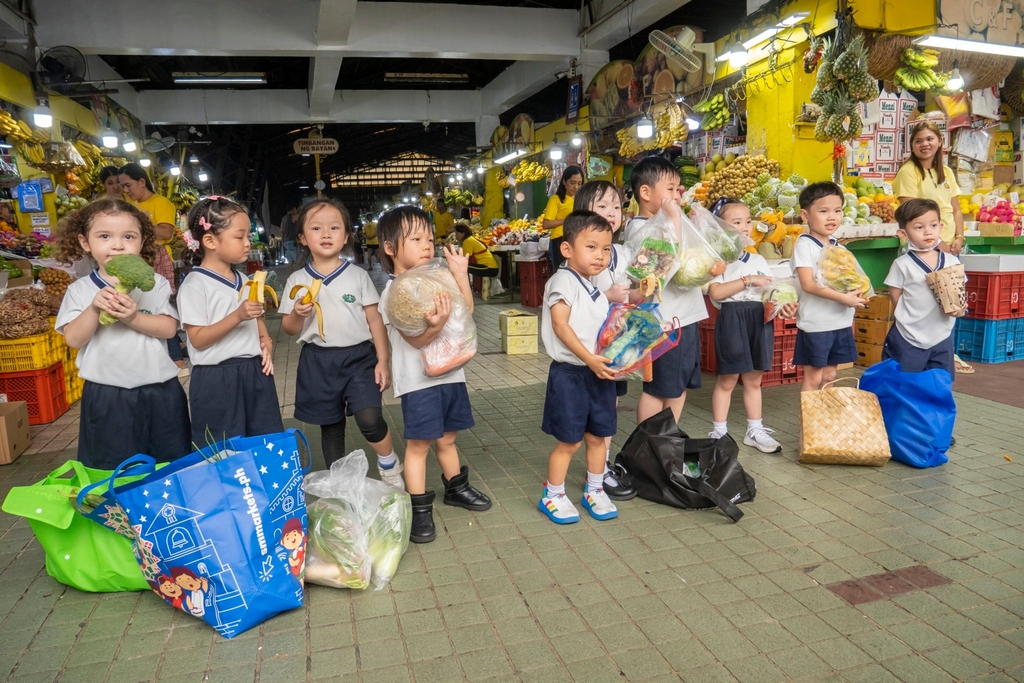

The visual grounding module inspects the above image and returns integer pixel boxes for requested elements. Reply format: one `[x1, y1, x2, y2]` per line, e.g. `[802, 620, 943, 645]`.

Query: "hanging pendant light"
[571, 127, 583, 147]
[637, 115, 654, 139]
[101, 129, 119, 148]
[121, 132, 136, 153]
[33, 104, 52, 128]
[947, 59, 964, 91]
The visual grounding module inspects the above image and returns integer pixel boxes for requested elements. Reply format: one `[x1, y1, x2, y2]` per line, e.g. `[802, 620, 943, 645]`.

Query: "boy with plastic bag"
[791, 182, 868, 391]
[378, 206, 491, 545]
[539, 211, 619, 524]
[623, 157, 707, 429]
[707, 198, 797, 453]
[303, 450, 412, 589]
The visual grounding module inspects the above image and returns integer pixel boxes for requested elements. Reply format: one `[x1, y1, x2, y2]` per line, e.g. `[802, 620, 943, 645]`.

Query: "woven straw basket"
[926, 263, 968, 316]
[799, 378, 891, 466]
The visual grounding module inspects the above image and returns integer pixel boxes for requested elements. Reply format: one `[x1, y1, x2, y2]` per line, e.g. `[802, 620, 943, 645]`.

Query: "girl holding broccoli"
[177, 197, 283, 445]
[278, 198, 402, 488]
[706, 198, 797, 453]
[54, 198, 190, 468]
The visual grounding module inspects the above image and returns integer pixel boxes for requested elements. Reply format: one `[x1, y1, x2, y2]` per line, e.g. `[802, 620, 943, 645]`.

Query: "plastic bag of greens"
[761, 278, 799, 323]
[596, 303, 680, 380]
[689, 204, 755, 264]
[624, 210, 681, 292]
[814, 244, 874, 298]
[303, 450, 412, 590]
[384, 258, 477, 377]
[672, 210, 727, 288]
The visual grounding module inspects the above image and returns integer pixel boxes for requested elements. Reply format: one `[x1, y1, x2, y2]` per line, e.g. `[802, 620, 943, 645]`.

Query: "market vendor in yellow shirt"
[894, 121, 964, 252]
[541, 165, 583, 267]
[454, 222, 498, 276]
[433, 198, 455, 240]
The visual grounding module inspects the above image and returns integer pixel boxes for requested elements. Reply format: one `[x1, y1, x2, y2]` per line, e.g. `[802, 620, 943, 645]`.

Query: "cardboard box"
[877, 90, 899, 131]
[723, 136, 747, 156]
[3, 259, 32, 289]
[978, 222, 1017, 237]
[874, 162, 896, 175]
[856, 293, 895, 321]
[0, 401, 30, 465]
[502, 334, 538, 355]
[854, 342, 885, 368]
[499, 309, 538, 336]
[959, 254, 1024, 272]
[875, 131, 897, 162]
[853, 318, 891, 346]
[898, 90, 918, 128]
[709, 134, 725, 158]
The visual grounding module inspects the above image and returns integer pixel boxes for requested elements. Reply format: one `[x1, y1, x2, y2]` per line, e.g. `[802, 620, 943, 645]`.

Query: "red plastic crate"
[964, 271, 1024, 320]
[699, 325, 717, 373]
[0, 362, 69, 425]
[518, 260, 552, 309]
[772, 314, 799, 334]
[701, 295, 718, 330]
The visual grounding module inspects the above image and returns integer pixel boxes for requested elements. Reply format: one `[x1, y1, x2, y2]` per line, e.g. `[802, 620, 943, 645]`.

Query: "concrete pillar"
[477, 115, 501, 148]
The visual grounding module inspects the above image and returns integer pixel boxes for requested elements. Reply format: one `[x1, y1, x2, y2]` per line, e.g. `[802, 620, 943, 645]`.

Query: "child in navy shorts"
[177, 197, 284, 444]
[377, 206, 491, 544]
[883, 198, 961, 375]
[539, 211, 619, 524]
[279, 198, 401, 487]
[54, 198, 190, 469]
[707, 198, 798, 453]
[791, 182, 868, 390]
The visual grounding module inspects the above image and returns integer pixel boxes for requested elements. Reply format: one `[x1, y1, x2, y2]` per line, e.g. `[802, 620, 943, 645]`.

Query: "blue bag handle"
[75, 454, 158, 509]
[289, 428, 312, 475]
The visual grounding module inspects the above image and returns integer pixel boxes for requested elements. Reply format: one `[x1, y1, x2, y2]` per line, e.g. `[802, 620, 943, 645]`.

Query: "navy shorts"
[79, 377, 191, 470]
[882, 325, 955, 376]
[295, 341, 382, 425]
[189, 356, 283, 445]
[401, 382, 475, 441]
[793, 327, 857, 368]
[643, 322, 701, 399]
[542, 361, 617, 444]
[715, 302, 774, 375]
[616, 380, 628, 397]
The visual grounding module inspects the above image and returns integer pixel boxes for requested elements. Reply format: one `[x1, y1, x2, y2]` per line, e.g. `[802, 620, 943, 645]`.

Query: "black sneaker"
[950, 436, 957, 447]
[603, 464, 637, 501]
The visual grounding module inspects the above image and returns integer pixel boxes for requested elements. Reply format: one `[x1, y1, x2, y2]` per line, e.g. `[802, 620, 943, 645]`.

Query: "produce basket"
[0, 328, 67, 373]
[0, 362, 68, 424]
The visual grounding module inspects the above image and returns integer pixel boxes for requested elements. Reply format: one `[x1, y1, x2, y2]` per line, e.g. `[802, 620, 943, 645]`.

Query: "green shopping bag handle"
[43, 460, 92, 486]
[76, 454, 158, 510]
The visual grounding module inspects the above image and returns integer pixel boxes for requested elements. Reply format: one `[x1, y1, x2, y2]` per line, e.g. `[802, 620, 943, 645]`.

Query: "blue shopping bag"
[860, 360, 955, 469]
[78, 429, 311, 638]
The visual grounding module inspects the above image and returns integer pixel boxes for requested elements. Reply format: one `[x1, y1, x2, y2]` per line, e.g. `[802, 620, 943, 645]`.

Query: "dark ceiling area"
[98, 55, 309, 90]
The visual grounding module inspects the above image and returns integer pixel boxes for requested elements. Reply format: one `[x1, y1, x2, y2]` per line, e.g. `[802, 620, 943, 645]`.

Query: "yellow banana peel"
[239, 270, 279, 308]
[289, 279, 325, 341]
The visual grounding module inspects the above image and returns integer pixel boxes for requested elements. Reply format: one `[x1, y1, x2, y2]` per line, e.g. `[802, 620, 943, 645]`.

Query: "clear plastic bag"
[596, 303, 680, 380]
[624, 210, 681, 290]
[303, 450, 412, 590]
[385, 258, 478, 377]
[761, 277, 799, 323]
[672, 210, 727, 289]
[814, 244, 874, 297]
[688, 204, 755, 264]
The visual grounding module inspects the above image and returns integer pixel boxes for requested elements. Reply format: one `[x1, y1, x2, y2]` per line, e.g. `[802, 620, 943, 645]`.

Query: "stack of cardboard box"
[499, 309, 539, 355]
[853, 293, 895, 367]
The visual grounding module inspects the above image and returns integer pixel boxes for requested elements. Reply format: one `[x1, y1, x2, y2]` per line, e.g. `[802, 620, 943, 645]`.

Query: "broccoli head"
[99, 254, 155, 326]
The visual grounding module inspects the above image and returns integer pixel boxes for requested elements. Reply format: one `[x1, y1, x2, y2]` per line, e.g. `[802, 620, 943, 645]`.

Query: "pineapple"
[847, 68, 878, 102]
[845, 111, 863, 140]
[833, 34, 867, 81]
[814, 115, 830, 142]
[825, 114, 847, 140]
[811, 86, 827, 106]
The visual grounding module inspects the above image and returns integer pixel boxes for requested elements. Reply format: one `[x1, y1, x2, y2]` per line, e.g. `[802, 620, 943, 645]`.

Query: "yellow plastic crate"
[0, 329, 67, 372]
[63, 347, 83, 405]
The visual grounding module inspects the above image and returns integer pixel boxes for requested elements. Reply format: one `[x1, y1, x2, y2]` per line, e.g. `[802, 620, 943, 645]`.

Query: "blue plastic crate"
[954, 318, 1024, 363]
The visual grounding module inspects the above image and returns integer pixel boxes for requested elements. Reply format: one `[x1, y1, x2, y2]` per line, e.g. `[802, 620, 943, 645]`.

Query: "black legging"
[468, 265, 499, 278]
[549, 236, 566, 269]
[320, 407, 390, 469]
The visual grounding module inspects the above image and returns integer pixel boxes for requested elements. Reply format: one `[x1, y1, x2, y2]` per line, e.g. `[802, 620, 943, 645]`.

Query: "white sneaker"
[581, 484, 618, 521]
[378, 462, 405, 490]
[744, 427, 782, 453]
[539, 489, 580, 524]
[708, 427, 728, 439]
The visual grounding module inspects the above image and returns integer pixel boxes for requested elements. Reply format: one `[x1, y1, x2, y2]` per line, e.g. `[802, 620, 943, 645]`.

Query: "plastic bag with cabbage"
[814, 245, 875, 297]
[761, 278, 799, 323]
[624, 209, 681, 292]
[303, 450, 412, 591]
[671, 209, 727, 288]
[689, 203, 755, 264]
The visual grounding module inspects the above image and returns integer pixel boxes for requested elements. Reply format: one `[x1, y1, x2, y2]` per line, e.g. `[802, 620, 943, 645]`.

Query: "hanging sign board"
[293, 138, 339, 155]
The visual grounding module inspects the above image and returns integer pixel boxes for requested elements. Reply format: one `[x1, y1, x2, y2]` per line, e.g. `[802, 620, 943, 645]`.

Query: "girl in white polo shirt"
[883, 198, 961, 375]
[177, 197, 283, 445]
[54, 198, 190, 469]
[279, 198, 402, 488]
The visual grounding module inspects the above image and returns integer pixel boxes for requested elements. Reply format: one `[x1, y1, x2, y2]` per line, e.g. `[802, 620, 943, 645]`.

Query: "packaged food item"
[672, 210, 727, 288]
[815, 245, 874, 297]
[596, 303, 680, 380]
[689, 203, 755, 264]
[624, 210, 681, 292]
[761, 278, 799, 322]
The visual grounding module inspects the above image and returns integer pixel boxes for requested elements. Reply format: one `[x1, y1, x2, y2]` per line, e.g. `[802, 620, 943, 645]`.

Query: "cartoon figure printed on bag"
[172, 566, 209, 618]
[281, 517, 306, 579]
[153, 575, 185, 611]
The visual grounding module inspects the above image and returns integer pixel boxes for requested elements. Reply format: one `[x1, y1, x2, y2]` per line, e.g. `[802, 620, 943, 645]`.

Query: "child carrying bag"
[615, 409, 757, 522]
[78, 429, 311, 638]
[799, 378, 891, 466]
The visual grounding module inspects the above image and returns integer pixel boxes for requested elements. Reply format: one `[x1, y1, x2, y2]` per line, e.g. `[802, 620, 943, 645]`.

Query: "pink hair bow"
[198, 216, 212, 231]
[182, 230, 201, 252]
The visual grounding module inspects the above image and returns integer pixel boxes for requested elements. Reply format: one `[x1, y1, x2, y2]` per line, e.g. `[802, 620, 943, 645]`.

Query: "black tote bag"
[615, 409, 757, 522]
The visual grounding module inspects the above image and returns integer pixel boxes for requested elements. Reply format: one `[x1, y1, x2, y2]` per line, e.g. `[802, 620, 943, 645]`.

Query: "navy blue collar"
[562, 265, 600, 302]
[90, 270, 114, 289]
[305, 260, 350, 286]
[739, 251, 750, 263]
[800, 234, 839, 248]
[387, 274, 395, 281]
[908, 249, 945, 273]
[608, 246, 618, 273]
[193, 267, 243, 291]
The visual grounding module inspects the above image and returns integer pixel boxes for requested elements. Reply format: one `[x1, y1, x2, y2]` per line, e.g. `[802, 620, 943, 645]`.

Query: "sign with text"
[293, 138, 339, 155]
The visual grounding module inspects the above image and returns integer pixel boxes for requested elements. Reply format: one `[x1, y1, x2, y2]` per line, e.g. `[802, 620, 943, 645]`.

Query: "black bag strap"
[696, 478, 745, 522]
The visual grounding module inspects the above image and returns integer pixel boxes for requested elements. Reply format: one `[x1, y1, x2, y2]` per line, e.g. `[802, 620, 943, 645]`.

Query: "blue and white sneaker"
[581, 483, 618, 521]
[538, 488, 580, 524]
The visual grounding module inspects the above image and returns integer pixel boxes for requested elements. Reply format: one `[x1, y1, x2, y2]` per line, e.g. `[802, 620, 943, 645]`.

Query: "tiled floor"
[1, 264, 1023, 682]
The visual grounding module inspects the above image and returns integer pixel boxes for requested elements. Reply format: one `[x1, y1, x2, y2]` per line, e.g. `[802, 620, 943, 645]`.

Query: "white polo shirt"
[279, 260, 379, 348]
[792, 234, 856, 333]
[56, 271, 179, 389]
[709, 252, 772, 308]
[591, 244, 630, 295]
[885, 250, 961, 349]
[542, 266, 611, 365]
[177, 267, 262, 366]
[379, 278, 466, 398]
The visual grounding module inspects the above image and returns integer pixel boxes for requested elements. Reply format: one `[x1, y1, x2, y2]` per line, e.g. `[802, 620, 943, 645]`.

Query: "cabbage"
[672, 247, 723, 288]
[762, 281, 798, 305]
[867, 215, 883, 224]
[708, 227, 743, 262]
[843, 204, 856, 218]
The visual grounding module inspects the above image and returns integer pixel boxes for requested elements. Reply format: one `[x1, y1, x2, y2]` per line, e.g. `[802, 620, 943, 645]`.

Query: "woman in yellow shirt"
[542, 165, 583, 267]
[363, 218, 379, 269]
[454, 222, 498, 276]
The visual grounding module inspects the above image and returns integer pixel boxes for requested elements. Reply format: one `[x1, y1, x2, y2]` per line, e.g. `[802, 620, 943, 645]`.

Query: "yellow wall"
[0, 62, 99, 135]
[848, 0, 935, 32]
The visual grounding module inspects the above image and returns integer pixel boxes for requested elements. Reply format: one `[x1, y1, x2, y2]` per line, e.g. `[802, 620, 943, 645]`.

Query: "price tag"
[983, 194, 1000, 207]
[1011, 192, 1020, 205]
[882, 181, 893, 196]
[33, 227, 50, 236]
[30, 213, 50, 227]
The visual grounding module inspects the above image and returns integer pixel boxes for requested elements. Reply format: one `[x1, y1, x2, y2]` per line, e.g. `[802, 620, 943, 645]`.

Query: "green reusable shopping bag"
[2, 460, 159, 593]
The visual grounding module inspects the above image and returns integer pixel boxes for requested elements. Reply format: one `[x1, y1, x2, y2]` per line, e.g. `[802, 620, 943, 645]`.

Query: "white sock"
[377, 451, 398, 469]
[587, 471, 604, 492]
[747, 419, 763, 431]
[546, 481, 565, 496]
[713, 421, 728, 434]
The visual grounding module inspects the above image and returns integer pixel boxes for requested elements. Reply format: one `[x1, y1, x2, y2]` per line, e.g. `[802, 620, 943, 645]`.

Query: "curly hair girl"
[54, 198, 157, 267]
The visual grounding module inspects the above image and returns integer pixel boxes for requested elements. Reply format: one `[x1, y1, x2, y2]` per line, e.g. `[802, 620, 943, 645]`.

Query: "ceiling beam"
[308, 0, 355, 118]
[315, 0, 358, 47]
[580, 0, 693, 51]
[480, 59, 569, 117]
